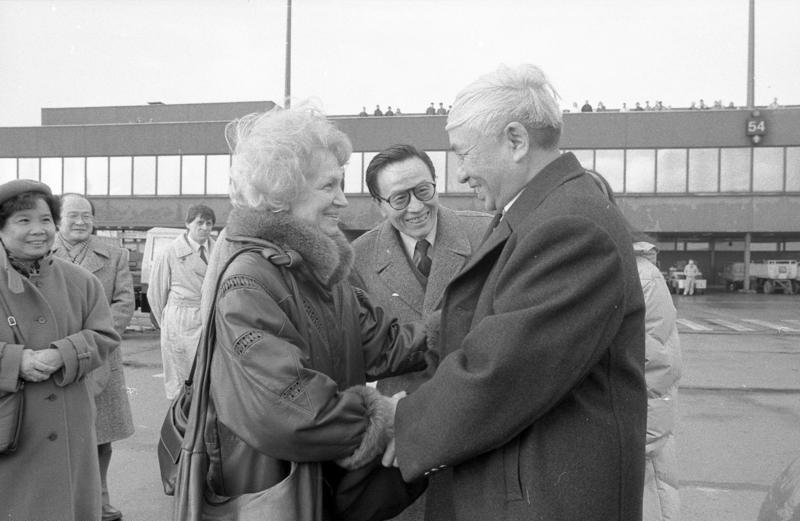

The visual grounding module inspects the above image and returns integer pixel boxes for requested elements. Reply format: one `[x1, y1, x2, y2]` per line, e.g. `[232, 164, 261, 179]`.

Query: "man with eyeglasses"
[351, 144, 490, 520]
[385, 65, 647, 521]
[52, 193, 135, 521]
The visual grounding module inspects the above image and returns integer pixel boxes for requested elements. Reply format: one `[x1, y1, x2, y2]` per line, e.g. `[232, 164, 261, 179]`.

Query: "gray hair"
[226, 104, 353, 211]
[445, 64, 563, 149]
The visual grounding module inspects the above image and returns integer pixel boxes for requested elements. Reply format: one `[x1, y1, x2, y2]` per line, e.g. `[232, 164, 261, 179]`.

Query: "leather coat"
[202, 208, 428, 503]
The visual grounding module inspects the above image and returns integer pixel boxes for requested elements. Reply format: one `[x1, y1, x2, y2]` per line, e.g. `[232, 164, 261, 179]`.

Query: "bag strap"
[0, 288, 25, 345]
[0, 280, 28, 392]
[181, 242, 295, 452]
[182, 242, 292, 388]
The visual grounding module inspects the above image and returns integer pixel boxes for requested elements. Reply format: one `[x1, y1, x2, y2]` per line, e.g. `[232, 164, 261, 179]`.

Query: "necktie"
[413, 240, 432, 278]
[199, 245, 207, 264]
[481, 212, 503, 243]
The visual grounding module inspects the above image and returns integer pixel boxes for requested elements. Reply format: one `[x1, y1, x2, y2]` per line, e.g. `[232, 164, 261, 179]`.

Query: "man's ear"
[375, 199, 390, 219]
[503, 122, 530, 162]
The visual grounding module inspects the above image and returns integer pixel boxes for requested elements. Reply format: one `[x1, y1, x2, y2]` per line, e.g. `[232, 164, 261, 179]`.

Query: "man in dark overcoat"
[386, 63, 647, 521]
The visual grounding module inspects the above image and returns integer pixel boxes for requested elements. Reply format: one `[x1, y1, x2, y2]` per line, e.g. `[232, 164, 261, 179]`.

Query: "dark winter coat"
[352, 206, 491, 521]
[201, 208, 429, 515]
[394, 153, 647, 521]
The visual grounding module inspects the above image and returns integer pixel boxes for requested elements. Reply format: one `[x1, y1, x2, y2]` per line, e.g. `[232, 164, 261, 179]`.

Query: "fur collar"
[226, 207, 354, 287]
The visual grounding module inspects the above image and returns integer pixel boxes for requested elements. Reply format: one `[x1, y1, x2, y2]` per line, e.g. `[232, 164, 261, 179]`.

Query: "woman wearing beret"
[0, 180, 120, 521]
[190, 105, 429, 520]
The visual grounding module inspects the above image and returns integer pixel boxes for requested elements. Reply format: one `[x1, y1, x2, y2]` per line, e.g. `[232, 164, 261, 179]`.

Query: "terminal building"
[1, 101, 798, 291]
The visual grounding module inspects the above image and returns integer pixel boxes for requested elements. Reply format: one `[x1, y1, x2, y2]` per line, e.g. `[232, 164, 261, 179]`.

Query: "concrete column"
[744, 232, 751, 291]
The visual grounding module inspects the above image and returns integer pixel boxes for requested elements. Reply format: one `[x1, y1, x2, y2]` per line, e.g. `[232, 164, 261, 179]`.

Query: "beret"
[0, 179, 52, 207]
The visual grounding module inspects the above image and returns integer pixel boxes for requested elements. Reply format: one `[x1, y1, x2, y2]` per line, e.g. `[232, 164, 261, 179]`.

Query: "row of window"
[570, 147, 800, 193]
[657, 240, 800, 252]
[1, 146, 799, 196]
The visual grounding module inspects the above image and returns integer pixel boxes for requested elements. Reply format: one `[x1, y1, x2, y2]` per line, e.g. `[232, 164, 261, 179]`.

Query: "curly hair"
[226, 104, 353, 211]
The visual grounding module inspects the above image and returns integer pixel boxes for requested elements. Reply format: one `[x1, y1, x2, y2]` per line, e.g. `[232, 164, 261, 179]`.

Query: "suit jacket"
[394, 153, 647, 521]
[52, 235, 135, 444]
[351, 206, 492, 395]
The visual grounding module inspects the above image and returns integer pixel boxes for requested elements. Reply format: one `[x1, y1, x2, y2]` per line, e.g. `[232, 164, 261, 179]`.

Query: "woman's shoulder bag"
[0, 289, 25, 455]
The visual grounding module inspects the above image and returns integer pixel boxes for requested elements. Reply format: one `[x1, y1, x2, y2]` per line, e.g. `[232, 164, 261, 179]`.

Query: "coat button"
[48, 432, 58, 441]
[46, 394, 56, 401]
[37, 316, 47, 324]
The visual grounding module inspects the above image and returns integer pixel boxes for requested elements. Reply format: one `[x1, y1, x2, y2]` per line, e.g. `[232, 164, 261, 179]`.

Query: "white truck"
[721, 260, 799, 294]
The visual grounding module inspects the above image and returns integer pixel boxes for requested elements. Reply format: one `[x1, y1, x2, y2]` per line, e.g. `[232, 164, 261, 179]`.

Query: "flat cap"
[0, 179, 52, 207]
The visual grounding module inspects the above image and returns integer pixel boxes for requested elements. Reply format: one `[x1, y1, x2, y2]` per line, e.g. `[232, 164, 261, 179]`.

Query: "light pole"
[746, 0, 754, 108]
[284, 0, 292, 108]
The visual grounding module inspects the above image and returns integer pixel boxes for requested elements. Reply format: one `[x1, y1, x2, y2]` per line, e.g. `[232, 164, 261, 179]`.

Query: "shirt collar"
[502, 188, 525, 218]
[398, 219, 437, 261]
[184, 232, 209, 253]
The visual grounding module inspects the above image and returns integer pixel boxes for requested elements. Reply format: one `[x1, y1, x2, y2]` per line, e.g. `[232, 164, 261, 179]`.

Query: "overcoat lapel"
[81, 238, 110, 275]
[454, 218, 512, 282]
[423, 210, 472, 313]
[373, 223, 425, 312]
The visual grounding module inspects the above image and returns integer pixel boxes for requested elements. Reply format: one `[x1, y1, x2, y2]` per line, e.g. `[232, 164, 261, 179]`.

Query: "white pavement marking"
[153, 372, 165, 378]
[741, 319, 800, 333]
[783, 319, 800, 327]
[676, 318, 714, 331]
[705, 319, 756, 332]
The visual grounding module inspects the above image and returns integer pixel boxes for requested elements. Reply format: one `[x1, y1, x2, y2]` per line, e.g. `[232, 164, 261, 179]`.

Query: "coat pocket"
[503, 436, 523, 501]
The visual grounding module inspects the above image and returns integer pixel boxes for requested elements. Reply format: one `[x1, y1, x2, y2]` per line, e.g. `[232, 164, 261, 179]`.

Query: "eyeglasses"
[375, 182, 436, 210]
[452, 144, 477, 165]
[65, 212, 94, 222]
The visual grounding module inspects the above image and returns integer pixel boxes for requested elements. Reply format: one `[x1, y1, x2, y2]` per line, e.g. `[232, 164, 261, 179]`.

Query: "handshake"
[20, 348, 64, 383]
[381, 390, 405, 469]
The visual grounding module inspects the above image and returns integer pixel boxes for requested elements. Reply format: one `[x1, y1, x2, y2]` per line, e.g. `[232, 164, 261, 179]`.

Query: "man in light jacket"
[147, 204, 215, 400]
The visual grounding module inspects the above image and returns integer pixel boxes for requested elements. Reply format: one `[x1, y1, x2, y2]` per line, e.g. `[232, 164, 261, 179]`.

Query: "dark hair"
[365, 144, 436, 200]
[0, 192, 61, 229]
[186, 204, 216, 225]
[60, 193, 96, 215]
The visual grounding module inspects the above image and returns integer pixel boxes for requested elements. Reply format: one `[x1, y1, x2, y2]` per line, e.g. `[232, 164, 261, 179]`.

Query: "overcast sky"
[1, 0, 799, 127]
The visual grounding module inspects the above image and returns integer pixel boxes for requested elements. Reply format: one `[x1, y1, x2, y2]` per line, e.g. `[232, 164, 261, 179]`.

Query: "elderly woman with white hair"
[189, 105, 429, 520]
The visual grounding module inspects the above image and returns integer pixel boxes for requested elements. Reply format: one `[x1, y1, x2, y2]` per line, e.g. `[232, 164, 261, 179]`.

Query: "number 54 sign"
[746, 118, 766, 135]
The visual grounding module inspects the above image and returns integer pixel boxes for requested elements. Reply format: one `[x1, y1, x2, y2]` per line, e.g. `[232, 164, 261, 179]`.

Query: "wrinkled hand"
[382, 391, 406, 468]
[34, 348, 64, 372]
[20, 349, 57, 382]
